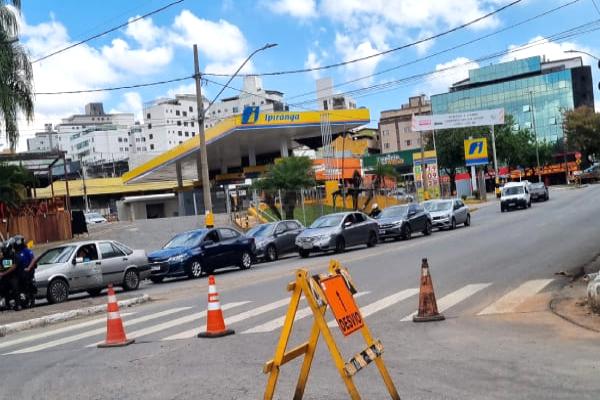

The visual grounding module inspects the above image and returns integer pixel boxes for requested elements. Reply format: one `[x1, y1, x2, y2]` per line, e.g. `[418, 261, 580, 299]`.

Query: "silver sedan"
[35, 240, 150, 304]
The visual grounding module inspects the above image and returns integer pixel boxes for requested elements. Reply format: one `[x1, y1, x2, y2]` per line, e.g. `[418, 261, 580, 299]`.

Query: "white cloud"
[267, 0, 317, 18]
[335, 33, 384, 86]
[124, 15, 165, 48]
[304, 51, 322, 79]
[423, 57, 480, 96]
[167, 82, 198, 98]
[102, 38, 173, 75]
[111, 92, 143, 122]
[501, 36, 596, 65]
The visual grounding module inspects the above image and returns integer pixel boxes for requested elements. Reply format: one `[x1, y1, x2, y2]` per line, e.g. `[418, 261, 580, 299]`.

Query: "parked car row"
[32, 200, 471, 304]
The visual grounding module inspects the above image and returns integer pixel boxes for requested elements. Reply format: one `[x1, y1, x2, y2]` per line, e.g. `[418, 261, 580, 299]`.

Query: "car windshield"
[85, 213, 103, 219]
[310, 214, 344, 228]
[378, 206, 409, 219]
[37, 246, 76, 266]
[530, 183, 544, 189]
[423, 201, 452, 212]
[504, 186, 524, 195]
[246, 224, 275, 237]
[165, 231, 205, 248]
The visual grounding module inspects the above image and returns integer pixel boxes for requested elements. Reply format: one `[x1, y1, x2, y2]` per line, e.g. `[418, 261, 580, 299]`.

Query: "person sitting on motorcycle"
[0, 236, 35, 310]
[369, 203, 382, 218]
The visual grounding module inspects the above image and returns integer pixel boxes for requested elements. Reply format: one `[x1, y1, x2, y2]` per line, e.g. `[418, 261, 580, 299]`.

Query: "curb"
[0, 294, 151, 337]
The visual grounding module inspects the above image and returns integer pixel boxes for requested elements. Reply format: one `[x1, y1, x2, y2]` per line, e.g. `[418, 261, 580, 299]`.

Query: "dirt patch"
[550, 279, 600, 333]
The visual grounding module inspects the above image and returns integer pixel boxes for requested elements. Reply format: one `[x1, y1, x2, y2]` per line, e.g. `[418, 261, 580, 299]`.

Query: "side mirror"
[74, 257, 84, 264]
[344, 221, 352, 228]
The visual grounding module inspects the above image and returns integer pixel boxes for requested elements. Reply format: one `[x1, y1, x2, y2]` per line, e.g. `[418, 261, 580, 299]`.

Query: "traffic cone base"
[98, 338, 135, 348]
[197, 329, 235, 338]
[412, 258, 445, 323]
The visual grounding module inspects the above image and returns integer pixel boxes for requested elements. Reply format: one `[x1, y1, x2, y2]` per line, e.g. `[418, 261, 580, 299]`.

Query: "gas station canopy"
[122, 108, 370, 184]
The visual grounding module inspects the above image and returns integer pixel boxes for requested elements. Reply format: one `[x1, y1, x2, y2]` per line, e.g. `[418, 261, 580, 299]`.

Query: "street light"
[565, 49, 600, 91]
[193, 43, 278, 216]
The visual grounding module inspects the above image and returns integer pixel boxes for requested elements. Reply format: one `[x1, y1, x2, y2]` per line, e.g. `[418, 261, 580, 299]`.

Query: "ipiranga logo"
[265, 113, 301, 123]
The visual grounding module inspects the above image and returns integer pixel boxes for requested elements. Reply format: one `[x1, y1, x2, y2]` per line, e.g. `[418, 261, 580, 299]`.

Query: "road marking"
[327, 288, 418, 327]
[478, 279, 554, 315]
[86, 301, 250, 347]
[242, 292, 369, 334]
[161, 298, 290, 340]
[0, 313, 135, 351]
[5, 308, 190, 355]
[401, 283, 492, 321]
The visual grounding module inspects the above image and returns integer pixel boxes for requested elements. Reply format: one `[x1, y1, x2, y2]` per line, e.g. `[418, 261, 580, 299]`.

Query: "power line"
[34, 76, 192, 95]
[203, 0, 523, 78]
[285, 0, 583, 101]
[592, 0, 600, 16]
[32, 0, 185, 64]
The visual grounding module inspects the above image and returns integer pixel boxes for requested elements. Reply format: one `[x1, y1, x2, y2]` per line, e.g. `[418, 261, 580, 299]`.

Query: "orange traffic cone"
[413, 258, 445, 322]
[198, 275, 235, 338]
[98, 284, 135, 347]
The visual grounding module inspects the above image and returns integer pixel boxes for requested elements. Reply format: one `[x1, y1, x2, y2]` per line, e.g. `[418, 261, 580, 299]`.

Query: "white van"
[500, 181, 531, 212]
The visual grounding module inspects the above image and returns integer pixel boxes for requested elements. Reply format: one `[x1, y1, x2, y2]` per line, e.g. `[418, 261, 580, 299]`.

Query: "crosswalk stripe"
[327, 288, 418, 327]
[5, 308, 191, 355]
[401, 283, 492, 321]
[242, 292, 369, 334]
[162, 298, 289, 341]
[0, 313, 135, 351]
[478, 279, 554, 315]
[86, 301, 250, 347]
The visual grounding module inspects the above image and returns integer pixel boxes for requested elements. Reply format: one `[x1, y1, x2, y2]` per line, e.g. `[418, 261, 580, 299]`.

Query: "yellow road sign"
[464, 138, 489, 166]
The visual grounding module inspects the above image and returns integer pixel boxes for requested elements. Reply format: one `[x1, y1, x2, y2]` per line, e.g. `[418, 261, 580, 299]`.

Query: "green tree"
[0, 163, 31, 208]
[362, 162, 398, 210]
[563, 106, 600, 167]
[1, 1, 34, 150]
[254, 156, 315, 220]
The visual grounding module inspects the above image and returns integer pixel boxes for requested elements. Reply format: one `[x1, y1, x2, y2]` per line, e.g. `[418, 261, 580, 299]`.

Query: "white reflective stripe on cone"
[108, 295, 117, 303]
[207, 302, 222, 311]
[208, 285, 217, 294]
[107, 311, 121, 320]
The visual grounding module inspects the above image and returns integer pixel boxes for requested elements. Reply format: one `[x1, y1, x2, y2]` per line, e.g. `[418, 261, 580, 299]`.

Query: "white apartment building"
[131, 76, 287, 167]
[316, 77, 357, 111]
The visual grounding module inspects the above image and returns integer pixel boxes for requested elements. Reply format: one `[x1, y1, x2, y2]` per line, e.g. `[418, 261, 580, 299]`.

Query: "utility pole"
[194, 44, 212, 214]
[528, 91, 542, 182]
[490, 124, 499, 191]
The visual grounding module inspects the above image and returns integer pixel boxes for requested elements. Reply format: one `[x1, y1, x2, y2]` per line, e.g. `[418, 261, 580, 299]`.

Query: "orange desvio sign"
[319, 275, 364, 336]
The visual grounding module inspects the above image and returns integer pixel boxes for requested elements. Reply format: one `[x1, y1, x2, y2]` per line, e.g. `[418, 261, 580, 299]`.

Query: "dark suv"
[246, 220, 304, 262]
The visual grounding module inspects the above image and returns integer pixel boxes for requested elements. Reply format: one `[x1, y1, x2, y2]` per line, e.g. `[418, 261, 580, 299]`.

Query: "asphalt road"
[1, 185, 600, 399]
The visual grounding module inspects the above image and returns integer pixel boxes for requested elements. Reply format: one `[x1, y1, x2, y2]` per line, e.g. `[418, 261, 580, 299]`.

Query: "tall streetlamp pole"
[193, 43, 277, 216]
[528, 91, 542, 182]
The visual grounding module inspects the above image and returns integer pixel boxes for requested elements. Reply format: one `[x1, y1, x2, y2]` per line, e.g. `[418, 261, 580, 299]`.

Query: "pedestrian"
[369, 203, 381, 218]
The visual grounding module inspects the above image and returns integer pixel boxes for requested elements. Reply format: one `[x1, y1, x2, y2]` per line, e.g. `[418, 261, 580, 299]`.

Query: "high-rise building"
[431, 56, 594, 142]
[379, 95, 430, 154]
[316, 77, 357, 111]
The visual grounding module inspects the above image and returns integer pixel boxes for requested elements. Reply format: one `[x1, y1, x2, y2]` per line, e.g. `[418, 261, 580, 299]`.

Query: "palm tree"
[363, 162, 398, 210]
[0, 163, 30, 208]
[1, 0, 34, 150]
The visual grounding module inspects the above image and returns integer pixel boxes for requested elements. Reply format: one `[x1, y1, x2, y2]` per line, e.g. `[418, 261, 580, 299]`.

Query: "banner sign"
[464, 138, 489, 166]
[412, 109, 505, 131]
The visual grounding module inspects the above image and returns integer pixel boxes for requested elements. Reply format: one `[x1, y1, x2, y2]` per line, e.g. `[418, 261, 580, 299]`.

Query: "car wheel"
[187, 260, 203, 279]
[527, 200, 531, 208]
[423, 220, 432, 236]
[335, 237, 346, 253]
[266, 244, 278, 262]
[367, 232, 377, 248]
[239, 251, 252, 270]
[150, 276, 164, 284]
[402, 225, 412, 240]
[47, 279, 69, 304]
[123, 269, 140, 290]
[464, 214, 471, 227]
[545, 193, 549, 201]
[450, 218, 456, 230]
[500, 206, 505, 213]
[299, 249, 310, 258]
[87, 288, 103, 297]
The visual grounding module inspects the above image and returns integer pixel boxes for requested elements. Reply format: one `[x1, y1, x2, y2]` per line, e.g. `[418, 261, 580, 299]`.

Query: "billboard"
[411, 109, 505, 131]
[464, 138, 489, 166]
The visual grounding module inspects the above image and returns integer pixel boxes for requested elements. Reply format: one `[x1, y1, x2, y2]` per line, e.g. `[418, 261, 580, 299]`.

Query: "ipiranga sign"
[411, 109, 505, 131]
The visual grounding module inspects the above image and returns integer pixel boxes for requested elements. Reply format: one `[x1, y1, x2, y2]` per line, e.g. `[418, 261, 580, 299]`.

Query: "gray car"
[295, 212, 379, 258]
[423, 199, 470, 230]
[246, 220, 304, 262]
[376, 203, 432, 240]
[35, 240, 150, 304]
[529, 182, 549, 202]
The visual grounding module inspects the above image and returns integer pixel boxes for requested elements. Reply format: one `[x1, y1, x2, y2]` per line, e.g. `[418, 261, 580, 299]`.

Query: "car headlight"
[393, 220, 404, 226]
[315, 234, 332, 242]
[168, 254, 188, 264]
[255, 240, 267, 249]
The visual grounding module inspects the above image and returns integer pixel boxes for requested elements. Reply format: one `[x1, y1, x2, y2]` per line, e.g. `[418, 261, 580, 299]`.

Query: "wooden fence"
[0, 211, 72, 244]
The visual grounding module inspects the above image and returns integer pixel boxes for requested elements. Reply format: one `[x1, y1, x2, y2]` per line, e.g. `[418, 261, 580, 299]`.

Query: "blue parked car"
[147, 227, 256, 283]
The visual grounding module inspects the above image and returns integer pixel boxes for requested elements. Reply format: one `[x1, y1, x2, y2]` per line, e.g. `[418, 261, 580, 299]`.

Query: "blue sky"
[10, 0, 600, 150]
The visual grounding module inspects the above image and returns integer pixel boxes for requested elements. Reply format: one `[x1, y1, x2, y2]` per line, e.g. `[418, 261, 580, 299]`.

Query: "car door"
[201, 229, 223, 270]
[98, 242, 127, 286]
[273, 223, 289, 253]
[352, 213, 370, 244]
[70, 243, 103, 290]
[342, 214, 360, 246]
[406, 205, 421, 231]
[284, 221, 303, 252]
[455, 200, 467, 224]
[218, 228, 242, 267]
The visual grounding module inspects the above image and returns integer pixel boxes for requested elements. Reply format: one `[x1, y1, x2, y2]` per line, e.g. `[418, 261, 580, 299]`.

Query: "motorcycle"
[0, 239, 37, 311]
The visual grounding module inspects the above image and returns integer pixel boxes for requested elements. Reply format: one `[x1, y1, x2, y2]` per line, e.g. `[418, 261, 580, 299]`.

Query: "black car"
[375, 203, 432, 240]
[529, 182, 549, 202]
[246, 220, 304, 262]
[147, 227, 255, 283]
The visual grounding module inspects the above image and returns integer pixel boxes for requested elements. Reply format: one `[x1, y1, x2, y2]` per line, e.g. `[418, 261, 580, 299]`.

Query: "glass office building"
[431, 56, 594, 142]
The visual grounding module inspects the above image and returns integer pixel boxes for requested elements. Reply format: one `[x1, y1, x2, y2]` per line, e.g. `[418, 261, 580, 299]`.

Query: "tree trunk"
[263, 192, 282, 220]
[282, 191, 297, 220]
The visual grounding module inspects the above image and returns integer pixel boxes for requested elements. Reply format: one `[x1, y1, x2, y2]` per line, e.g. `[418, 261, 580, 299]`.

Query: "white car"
[500, 182, 531, 212]
[85, 212, 107, 224]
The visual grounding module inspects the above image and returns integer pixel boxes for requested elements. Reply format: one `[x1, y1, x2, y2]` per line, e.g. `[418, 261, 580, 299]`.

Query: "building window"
[404, 127, 410, 133]
[176, 110, 180, 116]
[406, 140, 411, 146]
[184, 122, 188, 127]
[146, 113, 151, 120]
[548, 117, 557, 125]
[189, 106, 193, 112]
[150, 144, 155, 150]
[178, 131, 182, 136]
[323, 100, 328, 110]
[192, 132, 195, 136]
[522, 105, 531, 112]
[179, 141, 182, 144]
[118, 138, 123, 143]
[177, 121, 182, 126]
[232, 107, 239, 113]
[185, 132, 189, 137]
[142, 137, 146, 142]
[191, 121, 195, 127]
[149, 134, 153, 140]
[148, 123, 152, 129]
[183, 111, 187, 117]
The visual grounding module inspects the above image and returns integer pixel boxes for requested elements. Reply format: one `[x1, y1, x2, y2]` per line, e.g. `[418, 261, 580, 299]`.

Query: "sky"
[5, 0, 600, 151]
